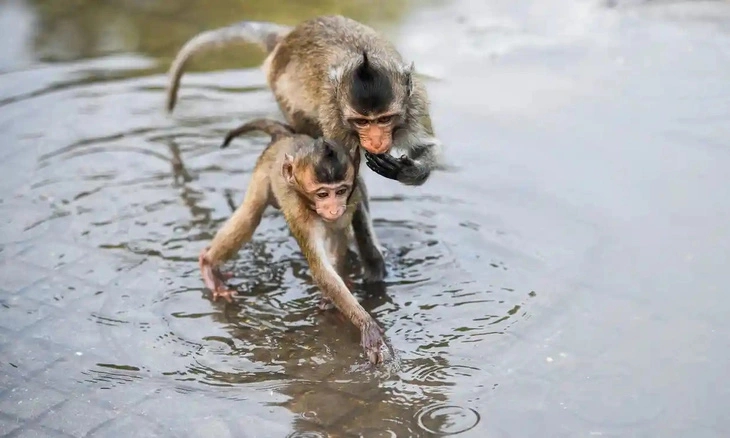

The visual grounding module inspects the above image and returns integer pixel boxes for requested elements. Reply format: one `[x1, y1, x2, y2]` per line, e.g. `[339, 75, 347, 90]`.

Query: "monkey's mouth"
[367, 144, 391, 155]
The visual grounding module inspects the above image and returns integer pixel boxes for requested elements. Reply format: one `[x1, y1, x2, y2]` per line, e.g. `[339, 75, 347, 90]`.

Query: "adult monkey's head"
[333, 51, 414, 155]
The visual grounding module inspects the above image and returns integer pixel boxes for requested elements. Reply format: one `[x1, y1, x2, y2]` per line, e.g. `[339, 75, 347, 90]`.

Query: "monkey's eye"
[335, 188, 348, 196]
[377, 115, 394, 125]
[316, 192, 329, 199]
[352, 119, 369, 128]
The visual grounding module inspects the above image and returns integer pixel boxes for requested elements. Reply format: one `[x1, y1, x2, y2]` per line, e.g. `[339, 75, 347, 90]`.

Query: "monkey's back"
[266, 15, 406, 108]
[289, 16, 403, 62]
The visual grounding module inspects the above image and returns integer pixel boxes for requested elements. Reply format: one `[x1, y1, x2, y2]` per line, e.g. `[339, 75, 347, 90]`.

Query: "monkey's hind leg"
[352, 181, 387, 283]
[199, 169, 271, 302]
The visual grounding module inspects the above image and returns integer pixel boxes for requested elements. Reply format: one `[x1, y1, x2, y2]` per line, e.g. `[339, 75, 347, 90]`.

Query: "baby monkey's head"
[283, 138, 359, 222]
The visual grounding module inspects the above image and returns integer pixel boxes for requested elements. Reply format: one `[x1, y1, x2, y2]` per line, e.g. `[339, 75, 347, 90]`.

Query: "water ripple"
[415, 403, 481, 435]
[2, 19, 541, 436]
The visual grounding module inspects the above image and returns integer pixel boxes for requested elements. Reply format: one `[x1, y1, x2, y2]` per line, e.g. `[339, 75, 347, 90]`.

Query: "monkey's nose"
[321, 210, 341, 222]
[373, 140, 391, 154]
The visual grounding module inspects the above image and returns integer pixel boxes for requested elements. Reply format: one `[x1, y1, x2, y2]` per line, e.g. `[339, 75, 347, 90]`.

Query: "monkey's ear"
[282, 154, 295, 184]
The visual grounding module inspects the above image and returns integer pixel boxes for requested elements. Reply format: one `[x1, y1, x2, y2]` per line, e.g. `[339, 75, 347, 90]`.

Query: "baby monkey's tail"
[220, 118, 295, 149]
[166, 21, 292, 112]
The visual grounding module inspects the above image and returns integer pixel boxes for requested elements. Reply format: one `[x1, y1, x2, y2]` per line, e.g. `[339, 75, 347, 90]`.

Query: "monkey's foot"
[361, 321, 386, 365]
[318, 296, 335, 311]
[211, 287, 236, 303]
[362, 254, 387, 283]
[199, 248, 236, 303]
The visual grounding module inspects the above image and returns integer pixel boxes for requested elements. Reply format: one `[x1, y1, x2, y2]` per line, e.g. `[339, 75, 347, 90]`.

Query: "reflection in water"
[0, 0, 544, 436]
[30, 83, 530, 431]
[1, 0, 729, 435]
[5, 69, 530, 435]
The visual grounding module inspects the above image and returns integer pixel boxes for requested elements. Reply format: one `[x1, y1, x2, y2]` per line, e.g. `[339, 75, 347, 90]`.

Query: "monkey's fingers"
[365, 153, 400, 180]
[367, 349, 383, 365]
[199, 249, 236, 302]
[361, 321, 386, 365]
[366, 160, 398, 180]
[203, 269, 237, 303]
[365, 151, 401, 170]
[212, 288, 236, 303]
[318, 296, 335, 311]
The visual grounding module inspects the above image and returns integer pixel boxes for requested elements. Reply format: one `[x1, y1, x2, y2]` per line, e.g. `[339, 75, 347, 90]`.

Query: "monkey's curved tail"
[220, 118, 295, 149]
[165, 21, 293, 113]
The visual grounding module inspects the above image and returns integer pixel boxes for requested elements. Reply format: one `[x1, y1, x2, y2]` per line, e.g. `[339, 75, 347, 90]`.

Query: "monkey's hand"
[361, 320, 386, 365]
[364, 152, 430, 186]
[198, 248, 236, 303]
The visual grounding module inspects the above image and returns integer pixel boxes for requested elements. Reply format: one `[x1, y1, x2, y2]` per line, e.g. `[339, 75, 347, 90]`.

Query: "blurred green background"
[21, 0, 427, 72]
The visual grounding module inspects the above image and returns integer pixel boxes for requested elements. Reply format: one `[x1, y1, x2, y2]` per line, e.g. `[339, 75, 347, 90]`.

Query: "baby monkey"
[199, 118, 386, 364]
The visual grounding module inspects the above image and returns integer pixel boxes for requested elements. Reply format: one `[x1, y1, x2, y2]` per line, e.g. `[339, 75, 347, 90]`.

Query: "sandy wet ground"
[1, 0, 729, 436]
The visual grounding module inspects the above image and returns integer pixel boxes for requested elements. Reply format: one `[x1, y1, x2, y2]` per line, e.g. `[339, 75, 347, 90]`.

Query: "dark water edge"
[1, 0, 729, 436]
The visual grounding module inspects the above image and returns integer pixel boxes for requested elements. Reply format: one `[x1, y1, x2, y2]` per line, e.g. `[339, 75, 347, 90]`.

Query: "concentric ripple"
[1, 11, 539, 437]
[415, 403, 481, 435]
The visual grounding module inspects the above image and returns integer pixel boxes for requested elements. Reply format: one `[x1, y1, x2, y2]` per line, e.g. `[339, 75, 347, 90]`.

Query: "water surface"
[1, 0, 729, 436]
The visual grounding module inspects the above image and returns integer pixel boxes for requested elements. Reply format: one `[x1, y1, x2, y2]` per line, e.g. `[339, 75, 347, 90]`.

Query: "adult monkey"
[166, 15, 444, 281]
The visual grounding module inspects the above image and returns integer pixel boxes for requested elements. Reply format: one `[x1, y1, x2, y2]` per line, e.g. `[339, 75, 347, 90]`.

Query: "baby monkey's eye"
[377, 115, 394, 124]
[352, 119, 369, 128]
[316, 192, 329, 199]
[336, 188, 348, 196]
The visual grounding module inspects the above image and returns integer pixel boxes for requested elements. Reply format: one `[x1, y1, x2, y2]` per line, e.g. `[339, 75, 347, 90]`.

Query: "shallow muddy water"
[1, 0, 730, 436]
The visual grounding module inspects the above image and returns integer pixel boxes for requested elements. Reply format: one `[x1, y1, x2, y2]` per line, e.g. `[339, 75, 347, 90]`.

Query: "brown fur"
[262, 15, 435, 155]
[198, 118, 386, 364]
[166, 15, 442, 184]
[166, 15, 448, 284]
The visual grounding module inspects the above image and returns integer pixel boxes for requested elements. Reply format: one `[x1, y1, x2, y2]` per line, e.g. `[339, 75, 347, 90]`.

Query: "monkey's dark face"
[346, 112, 399, 155]
[344, 52, 405, 155]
